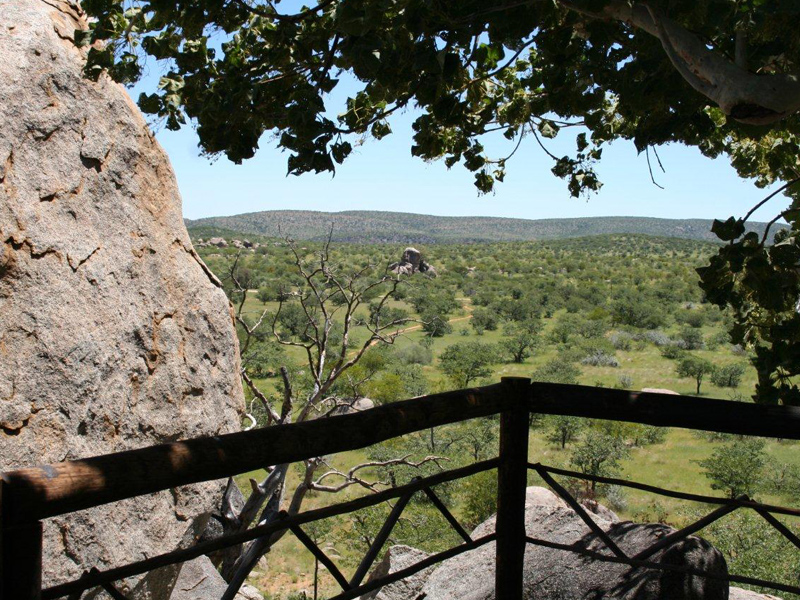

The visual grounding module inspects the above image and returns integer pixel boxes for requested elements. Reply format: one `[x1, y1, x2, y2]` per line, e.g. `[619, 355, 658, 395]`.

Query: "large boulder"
[0, 0, 244, 587]
[729, 588, 782, 600]
[167, 557, 261, 600]
[388, 247, 436, 277]
[418, 487, 727, 599]
[359, 545, 434, 600]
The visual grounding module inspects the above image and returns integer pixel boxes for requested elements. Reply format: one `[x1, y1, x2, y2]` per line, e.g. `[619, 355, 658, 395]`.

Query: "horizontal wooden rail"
[529, 382, 800, 440]
[42, 459, 499, 599]
[2, 384, 510, 523]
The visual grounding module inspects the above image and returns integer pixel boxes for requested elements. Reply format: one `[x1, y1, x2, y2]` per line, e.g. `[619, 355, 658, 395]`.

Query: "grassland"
[197, 234, 799, 599]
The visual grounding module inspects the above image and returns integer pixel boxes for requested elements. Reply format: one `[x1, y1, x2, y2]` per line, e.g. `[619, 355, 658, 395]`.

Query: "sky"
[128, 86, 782, 224]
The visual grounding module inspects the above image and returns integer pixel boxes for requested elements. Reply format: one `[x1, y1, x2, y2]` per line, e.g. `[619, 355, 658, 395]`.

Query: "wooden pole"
[495, 377, 530, 599]
[1, 483, 42, 600]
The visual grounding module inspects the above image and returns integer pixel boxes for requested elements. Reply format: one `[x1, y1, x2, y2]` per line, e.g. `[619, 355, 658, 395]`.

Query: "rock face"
[729, 588, 782, 600]
[168, 557, 261, 600]
[0, 0, 244, 587]
[372, 487, 727, 600]
[359, 545, 434, 600]
[328, 397, 376, 416]
[388, 247, 437, 277]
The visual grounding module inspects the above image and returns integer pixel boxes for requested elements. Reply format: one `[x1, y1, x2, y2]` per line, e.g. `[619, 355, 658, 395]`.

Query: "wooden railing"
[3, 378, 800, 599]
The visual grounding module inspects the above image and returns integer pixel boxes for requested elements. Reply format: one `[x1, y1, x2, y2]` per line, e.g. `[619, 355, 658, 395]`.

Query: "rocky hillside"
[185, 210, 785, 244]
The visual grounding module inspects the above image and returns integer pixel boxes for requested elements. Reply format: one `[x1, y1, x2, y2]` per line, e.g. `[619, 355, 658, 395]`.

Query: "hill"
[185, 210, 783, 244]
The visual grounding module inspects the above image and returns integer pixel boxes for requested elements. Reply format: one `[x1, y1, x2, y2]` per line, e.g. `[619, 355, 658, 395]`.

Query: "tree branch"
[559, 0, 800, 124]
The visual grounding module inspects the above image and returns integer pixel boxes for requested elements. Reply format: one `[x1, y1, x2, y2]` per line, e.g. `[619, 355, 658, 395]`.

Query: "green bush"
[395, 344, 433, 366]
[532, 359, 581, 384]
[699, 438, 766, 498]
[711, 363, 746, 388]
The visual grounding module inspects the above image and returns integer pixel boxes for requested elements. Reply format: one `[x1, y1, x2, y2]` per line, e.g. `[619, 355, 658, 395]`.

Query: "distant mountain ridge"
[185, 210, 784, 244]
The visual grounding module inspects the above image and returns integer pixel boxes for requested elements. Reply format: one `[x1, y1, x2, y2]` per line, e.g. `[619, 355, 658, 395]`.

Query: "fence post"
[495, 377, 530, 600]
[1, 480, 43, 600]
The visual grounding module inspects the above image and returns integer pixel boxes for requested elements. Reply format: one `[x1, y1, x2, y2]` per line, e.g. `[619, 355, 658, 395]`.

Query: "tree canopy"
[80, 0, 800, 193]
[80, 0, 800, 403]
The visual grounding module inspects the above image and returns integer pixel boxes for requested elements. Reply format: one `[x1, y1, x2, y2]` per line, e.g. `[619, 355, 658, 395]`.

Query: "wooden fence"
[3, 378, 800, 599]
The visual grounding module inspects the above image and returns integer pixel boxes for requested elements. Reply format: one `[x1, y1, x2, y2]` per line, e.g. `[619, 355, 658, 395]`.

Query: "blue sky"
[130, 87, 780, 223]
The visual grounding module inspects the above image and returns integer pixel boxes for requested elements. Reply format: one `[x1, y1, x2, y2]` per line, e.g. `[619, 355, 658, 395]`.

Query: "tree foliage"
[80, 0, 800, 402]
[439, 341, 496, 388]
[675, 354, 715, 395]
[699, 438, 766, 499]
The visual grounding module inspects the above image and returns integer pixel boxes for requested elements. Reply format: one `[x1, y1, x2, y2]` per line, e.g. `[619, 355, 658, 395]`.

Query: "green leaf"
[711, 217, 746, 242]
[538, 119, 559, 139]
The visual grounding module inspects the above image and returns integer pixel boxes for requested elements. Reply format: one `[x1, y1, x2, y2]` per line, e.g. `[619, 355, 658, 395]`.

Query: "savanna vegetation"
[76, 0, 800, 592]
[195, 232, 800, 599]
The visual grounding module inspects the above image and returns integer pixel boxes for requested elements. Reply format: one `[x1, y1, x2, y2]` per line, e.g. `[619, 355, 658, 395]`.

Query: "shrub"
[676, 310, 706, 328]
[705, 331, 728, 350]
[604, 485, 628, 512]
[581, 350, 619, 367]
[395, 344, 433, 366]
[462, 469, 497, 529]
[533, 359, 581, 384]
[678, 326, 705, 350]
[617, 373, 633, 389]
[471, 308, 499, 334]
[640, 330, 672, 347]
[711, 363, 746, 388]
[660, 344, 686, 360]
[421, 311, 452, 337]
[610, 331, 633, 351]
[610, 295, 667, 329]
[570, 430, 630, 491]
[702, 511, 800, 595]
[699, 438, 766, 498]
[546, 415, 585, 449]
[439, 341, 496, 388]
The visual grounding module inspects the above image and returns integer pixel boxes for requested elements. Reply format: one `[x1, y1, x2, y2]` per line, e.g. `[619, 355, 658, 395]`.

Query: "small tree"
[217, 238, 442, 592]
[546, 415, 584, 450]
[699, 438, 766, 499]
[500, 319, 542, 363]
[570, 430, 630, 492]
[439, 341, 495, 388]
[676, 355, 715, 395]
[678, 326, 705, 350]
[711, 363, 746, 388]
[471, 308, 499, 335]
[532, 359, 581, 385]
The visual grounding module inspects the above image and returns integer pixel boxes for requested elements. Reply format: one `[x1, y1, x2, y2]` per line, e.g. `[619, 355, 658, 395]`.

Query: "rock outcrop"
[359, 545, 434, 600]
[729, 588, 782, 600]
[0, 0, 244, 587]
[370, 487, 728, 600]
[168, 557, 261, 600]
[388, 247, 437, 277]
[328, 397, 376, 416]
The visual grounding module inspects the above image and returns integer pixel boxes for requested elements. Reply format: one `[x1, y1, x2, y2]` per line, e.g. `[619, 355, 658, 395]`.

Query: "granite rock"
[0, 0, 244, 586]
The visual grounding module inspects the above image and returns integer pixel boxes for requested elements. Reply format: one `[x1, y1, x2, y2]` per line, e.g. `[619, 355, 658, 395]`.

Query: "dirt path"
[368, 312, 473, 347]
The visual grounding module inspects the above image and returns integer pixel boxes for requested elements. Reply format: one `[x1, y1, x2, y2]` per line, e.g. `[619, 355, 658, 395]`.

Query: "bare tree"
[217, 235, 438, 598]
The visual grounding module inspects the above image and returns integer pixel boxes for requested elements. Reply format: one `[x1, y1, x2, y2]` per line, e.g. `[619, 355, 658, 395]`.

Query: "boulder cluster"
[388, 247, 437, 277]
[360, 487, 779, 600]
